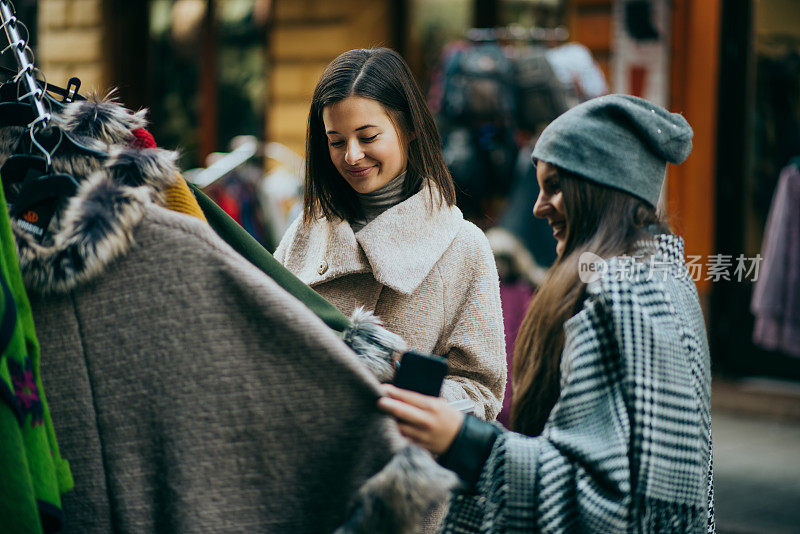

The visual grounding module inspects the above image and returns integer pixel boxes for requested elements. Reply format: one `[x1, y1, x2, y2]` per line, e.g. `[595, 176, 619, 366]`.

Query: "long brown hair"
[303, 48, 456, 223]
[510, 167, 669, 436]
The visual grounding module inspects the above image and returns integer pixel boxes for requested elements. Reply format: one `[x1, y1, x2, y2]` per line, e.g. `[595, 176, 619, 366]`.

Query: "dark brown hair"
[303, 47, 456, 223]
[510, 166, 669, 436]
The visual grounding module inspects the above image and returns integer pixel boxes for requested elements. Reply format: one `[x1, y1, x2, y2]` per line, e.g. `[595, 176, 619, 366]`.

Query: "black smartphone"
[392, 351, 448, 397]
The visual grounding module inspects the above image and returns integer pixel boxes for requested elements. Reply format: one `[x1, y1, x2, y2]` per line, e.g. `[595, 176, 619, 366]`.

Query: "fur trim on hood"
[1, 93, 161, 182]
[13, 148, 179, 294]
[14, 171, 150, 295]
[0, 125, 26, 168]
[105, 145, 180, 200]
[51, 91, 148, 146]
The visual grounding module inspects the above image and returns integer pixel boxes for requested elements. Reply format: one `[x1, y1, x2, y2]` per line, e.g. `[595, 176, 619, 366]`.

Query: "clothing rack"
[186, 137, 307, 189]
[0, 65, 83, 102]
[0, 0, 51, 161]
[1, 1, 48, 124]
[186, 135, 260, 188]
[466, 25, 569, 44]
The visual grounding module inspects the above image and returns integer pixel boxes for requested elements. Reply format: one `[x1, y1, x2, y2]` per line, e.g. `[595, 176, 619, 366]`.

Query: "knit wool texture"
[130, 128, 157, 149]
[532, 94, 693, 206]
[162, 174, 207, 221]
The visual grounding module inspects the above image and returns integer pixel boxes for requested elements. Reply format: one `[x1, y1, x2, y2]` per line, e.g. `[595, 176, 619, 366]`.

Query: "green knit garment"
[188, 182, 351, 333]
[0, 179, 73, 534]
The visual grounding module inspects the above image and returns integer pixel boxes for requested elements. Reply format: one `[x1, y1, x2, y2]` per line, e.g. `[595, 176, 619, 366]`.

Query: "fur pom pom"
[343, 307, 408, 382]
[336, 446, 459, 534]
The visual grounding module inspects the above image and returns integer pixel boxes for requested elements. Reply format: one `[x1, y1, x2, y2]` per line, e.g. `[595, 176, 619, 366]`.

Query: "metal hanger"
[1, 0, 79, 239]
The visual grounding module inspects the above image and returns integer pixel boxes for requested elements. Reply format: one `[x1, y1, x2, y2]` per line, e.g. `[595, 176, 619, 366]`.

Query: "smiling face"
[322, 96, 409, 194]
[533, 160, 567, 257]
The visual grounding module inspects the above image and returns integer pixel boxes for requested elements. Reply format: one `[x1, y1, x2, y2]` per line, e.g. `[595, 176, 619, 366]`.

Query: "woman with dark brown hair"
[379, 94, 715, 533]
[275, 48, 506, 421]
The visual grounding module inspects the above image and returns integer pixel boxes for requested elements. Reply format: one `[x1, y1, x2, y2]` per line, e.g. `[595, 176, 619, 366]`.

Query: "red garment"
[496, 279, 535, 427]
[211, 188, 243, 224]
[131, 128, 157, 149]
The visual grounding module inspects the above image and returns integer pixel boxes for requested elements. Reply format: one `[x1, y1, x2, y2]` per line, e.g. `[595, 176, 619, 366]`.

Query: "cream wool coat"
[275, 186, 507, 420]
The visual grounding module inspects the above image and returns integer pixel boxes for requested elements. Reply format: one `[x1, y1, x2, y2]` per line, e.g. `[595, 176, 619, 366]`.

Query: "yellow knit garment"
[163, 174, 207, 221]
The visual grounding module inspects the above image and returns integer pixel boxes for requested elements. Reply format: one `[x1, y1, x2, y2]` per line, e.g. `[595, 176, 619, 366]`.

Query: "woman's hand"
[377, 384, 464, 455]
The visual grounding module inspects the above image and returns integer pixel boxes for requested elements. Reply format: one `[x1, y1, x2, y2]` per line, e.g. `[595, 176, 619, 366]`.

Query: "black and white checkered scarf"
[443, 234, 714, 533]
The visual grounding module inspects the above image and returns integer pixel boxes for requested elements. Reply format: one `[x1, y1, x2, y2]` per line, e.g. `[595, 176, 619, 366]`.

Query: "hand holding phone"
[392, 351, 448, 397]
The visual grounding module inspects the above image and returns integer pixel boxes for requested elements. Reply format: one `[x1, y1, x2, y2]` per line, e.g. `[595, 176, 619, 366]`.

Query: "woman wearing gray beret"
[380, 94, 715, 533]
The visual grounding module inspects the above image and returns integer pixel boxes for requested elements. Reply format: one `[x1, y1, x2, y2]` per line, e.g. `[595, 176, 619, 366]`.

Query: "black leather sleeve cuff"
[437, 414, 502, 489]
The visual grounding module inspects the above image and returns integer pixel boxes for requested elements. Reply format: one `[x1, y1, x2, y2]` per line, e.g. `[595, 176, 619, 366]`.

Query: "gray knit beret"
[531, 94, 693, 206]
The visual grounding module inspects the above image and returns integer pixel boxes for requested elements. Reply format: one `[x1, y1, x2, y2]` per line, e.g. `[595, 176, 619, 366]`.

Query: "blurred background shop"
[4, 0, 800, 532]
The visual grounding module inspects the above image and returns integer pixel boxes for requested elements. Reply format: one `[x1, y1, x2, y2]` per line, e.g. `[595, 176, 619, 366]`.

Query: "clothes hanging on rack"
[751, 158, 800, 357]
[432, 41, 518, 220]
[185, 138, 303, 251]
[430, 36, 608, 223]
[545, 42, 609, 104]
[205, 164, 272, 247]
[0, 7, 75, 531]
[0, 180, 72, 534]
[2, 95, 454, 533]
[131, 126, 206, 222]
[259, 143, 304, 247]
[514, 45, 569, 132]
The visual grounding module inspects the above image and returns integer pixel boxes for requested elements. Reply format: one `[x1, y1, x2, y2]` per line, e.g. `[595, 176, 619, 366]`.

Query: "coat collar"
[12, 147, 179, 294]
[299, 185, 464, 294]
[1, 95, 180, 295]
[631, 232, 685, 264]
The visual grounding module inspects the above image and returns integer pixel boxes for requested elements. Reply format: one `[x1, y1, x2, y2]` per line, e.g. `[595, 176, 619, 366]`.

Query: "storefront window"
[748, 0, 800, 254]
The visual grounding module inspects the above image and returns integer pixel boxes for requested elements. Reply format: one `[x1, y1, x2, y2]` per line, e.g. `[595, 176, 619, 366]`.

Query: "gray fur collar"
[51, 91, 148, 146]
[0, 94, 172, 215]
[344, 306, 408, 382]
[339, 314, 455, 533]
[0, 93, 150, 170]
[104, 145, 179, 196]
[12, 147, 179, 294]
[0, 125, 26, 168]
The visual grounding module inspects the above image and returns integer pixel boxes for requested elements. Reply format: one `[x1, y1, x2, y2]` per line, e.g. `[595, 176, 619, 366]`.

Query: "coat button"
[318, 260, 328, 275]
